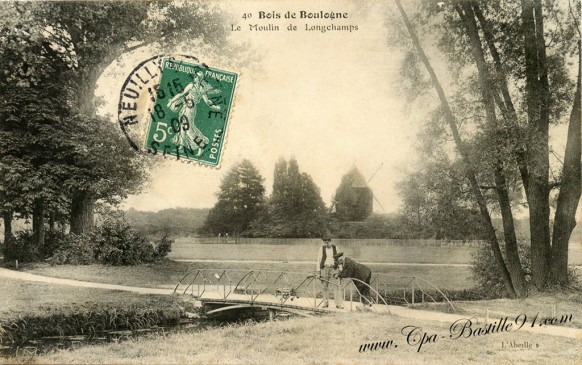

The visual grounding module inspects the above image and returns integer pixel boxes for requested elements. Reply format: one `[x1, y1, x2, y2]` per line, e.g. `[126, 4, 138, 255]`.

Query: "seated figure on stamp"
[167, 70, 221, 156]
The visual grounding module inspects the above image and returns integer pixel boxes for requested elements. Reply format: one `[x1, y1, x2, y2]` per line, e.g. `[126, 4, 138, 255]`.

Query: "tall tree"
[394, 0, 580, 292]
[202, 160, 266, 236]
[454, 0, 527, 296]
[398, 158, 488, 240]
[395, 0, 517, 297]
[549, 40, 581, 284]
[0, 9, 151, 254]
[0, 83, 72, 257]
[257, 158, 327, 238]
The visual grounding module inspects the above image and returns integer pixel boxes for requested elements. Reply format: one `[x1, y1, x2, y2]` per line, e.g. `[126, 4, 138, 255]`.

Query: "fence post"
[411, 278, 415, 305]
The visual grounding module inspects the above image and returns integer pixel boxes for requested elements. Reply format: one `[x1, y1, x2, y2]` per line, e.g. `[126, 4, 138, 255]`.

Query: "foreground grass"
[6, 311, 581, 365]
[0, 276, 169, 316]
[0, 276, 188, 333]
[415, 290, 582, 329]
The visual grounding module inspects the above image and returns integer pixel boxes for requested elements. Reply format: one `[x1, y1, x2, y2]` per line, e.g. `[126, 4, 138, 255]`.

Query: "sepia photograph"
[0, 0, 581, 364]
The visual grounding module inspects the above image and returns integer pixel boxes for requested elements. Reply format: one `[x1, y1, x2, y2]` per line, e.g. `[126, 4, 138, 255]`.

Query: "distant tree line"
[123, 201, 582, 241]
[125, 208, 210, 237]
[198, 158, 527, 240]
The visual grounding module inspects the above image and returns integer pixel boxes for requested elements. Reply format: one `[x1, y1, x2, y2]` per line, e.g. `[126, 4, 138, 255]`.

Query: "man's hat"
[322, 235, 331, 242]
[333, 252, 344, 260]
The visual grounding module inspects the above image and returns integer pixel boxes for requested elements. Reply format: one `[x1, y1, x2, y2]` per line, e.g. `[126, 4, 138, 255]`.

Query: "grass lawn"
[169, 239, 582, 266]
[416, 291, 582, 329]
[15, 260, 193, 289]
[169, 240, 478, 264]
[6, 311, 581, 365]
[0, 275, 184, 318]
[20, 259, 475, 292]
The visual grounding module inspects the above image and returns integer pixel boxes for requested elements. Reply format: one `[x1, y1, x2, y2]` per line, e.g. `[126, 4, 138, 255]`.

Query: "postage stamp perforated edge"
[118, 54, 240, 169]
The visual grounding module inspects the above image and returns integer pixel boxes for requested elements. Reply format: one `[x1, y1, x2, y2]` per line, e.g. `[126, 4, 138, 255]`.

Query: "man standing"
[316, 236, 344, 309]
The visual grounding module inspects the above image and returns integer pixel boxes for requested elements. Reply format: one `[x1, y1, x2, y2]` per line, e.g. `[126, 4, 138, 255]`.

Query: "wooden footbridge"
[174, 269, 455, 318]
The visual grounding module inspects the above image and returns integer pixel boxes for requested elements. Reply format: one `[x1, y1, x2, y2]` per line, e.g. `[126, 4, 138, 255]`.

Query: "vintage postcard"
[0, 0, 580, 364]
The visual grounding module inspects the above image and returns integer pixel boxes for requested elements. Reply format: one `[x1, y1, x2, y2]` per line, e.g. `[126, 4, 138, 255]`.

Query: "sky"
[96, 0, 578, 218]
[96, 0, 424, 213]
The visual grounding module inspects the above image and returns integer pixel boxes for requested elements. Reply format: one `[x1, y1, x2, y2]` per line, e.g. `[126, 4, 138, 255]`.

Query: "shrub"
[49, 234, 95, 265]
[155, 235, 173, 258]
[92, 215, 171, 265]
[470, 241, 531, 299]
[472, 241, 533, 298]
[44, 229, 68, 258]
[0, 297, 185, 345]
[471, 241, 580, 298]
[3, 230, 41, 263]
[3, 213, 173, 266]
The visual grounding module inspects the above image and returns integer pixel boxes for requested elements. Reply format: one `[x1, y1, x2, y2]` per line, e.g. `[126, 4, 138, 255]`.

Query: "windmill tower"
[330, 165, 374, 221]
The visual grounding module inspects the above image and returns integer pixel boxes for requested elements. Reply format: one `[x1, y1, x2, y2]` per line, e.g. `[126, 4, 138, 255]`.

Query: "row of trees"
[201, 157, 489, 239]
[202, 158, 329, 238]
[394, 0, 580, 293]
[0, 1, 230, 261]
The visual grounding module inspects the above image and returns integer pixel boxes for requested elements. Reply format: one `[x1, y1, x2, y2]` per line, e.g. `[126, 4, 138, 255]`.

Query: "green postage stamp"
[144, 59, 237, 166]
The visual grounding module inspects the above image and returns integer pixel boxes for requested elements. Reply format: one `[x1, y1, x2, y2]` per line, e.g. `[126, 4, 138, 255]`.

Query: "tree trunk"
[49, 211, 56, 231]
[456, 2, 528, 297]
[550, 41, 581, 285]
[32, 198, 45, 259]
[2, 210, 14, 262]
[70, 190, 95, 235]
[66, 68, 101, 235]
[473, 2, 530, 197]
[521, 0, 552, 289]
[396, 0, 517, 298]
[494, 167, 528, 295]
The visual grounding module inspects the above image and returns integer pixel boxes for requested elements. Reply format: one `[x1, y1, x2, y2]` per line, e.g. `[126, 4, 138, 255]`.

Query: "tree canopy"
[202, 159, 266, 236]
[394, 0, 580, 294]
[0, 1, 232, 260]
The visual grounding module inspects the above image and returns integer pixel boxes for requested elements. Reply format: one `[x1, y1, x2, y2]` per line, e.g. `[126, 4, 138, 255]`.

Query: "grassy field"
[7, 309, 581, 365]
[11, 240, 582, 296]
[168, 238, 582, 265]
[0, 276, 162, 314]
[168, 239, 479, 263]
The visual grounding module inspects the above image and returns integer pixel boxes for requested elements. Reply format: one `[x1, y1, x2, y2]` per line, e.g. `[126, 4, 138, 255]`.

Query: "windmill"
[329, 162, 385, 219]
[366, 162, 386, 212]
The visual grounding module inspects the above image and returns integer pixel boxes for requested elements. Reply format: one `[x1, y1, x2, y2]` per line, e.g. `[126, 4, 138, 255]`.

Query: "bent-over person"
[334, 253, 372, 304]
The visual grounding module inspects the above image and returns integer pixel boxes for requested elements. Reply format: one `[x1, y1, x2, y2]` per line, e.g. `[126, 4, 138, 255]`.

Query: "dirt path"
[1, 267, 580, 340]
[0, 267, 174, 295]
